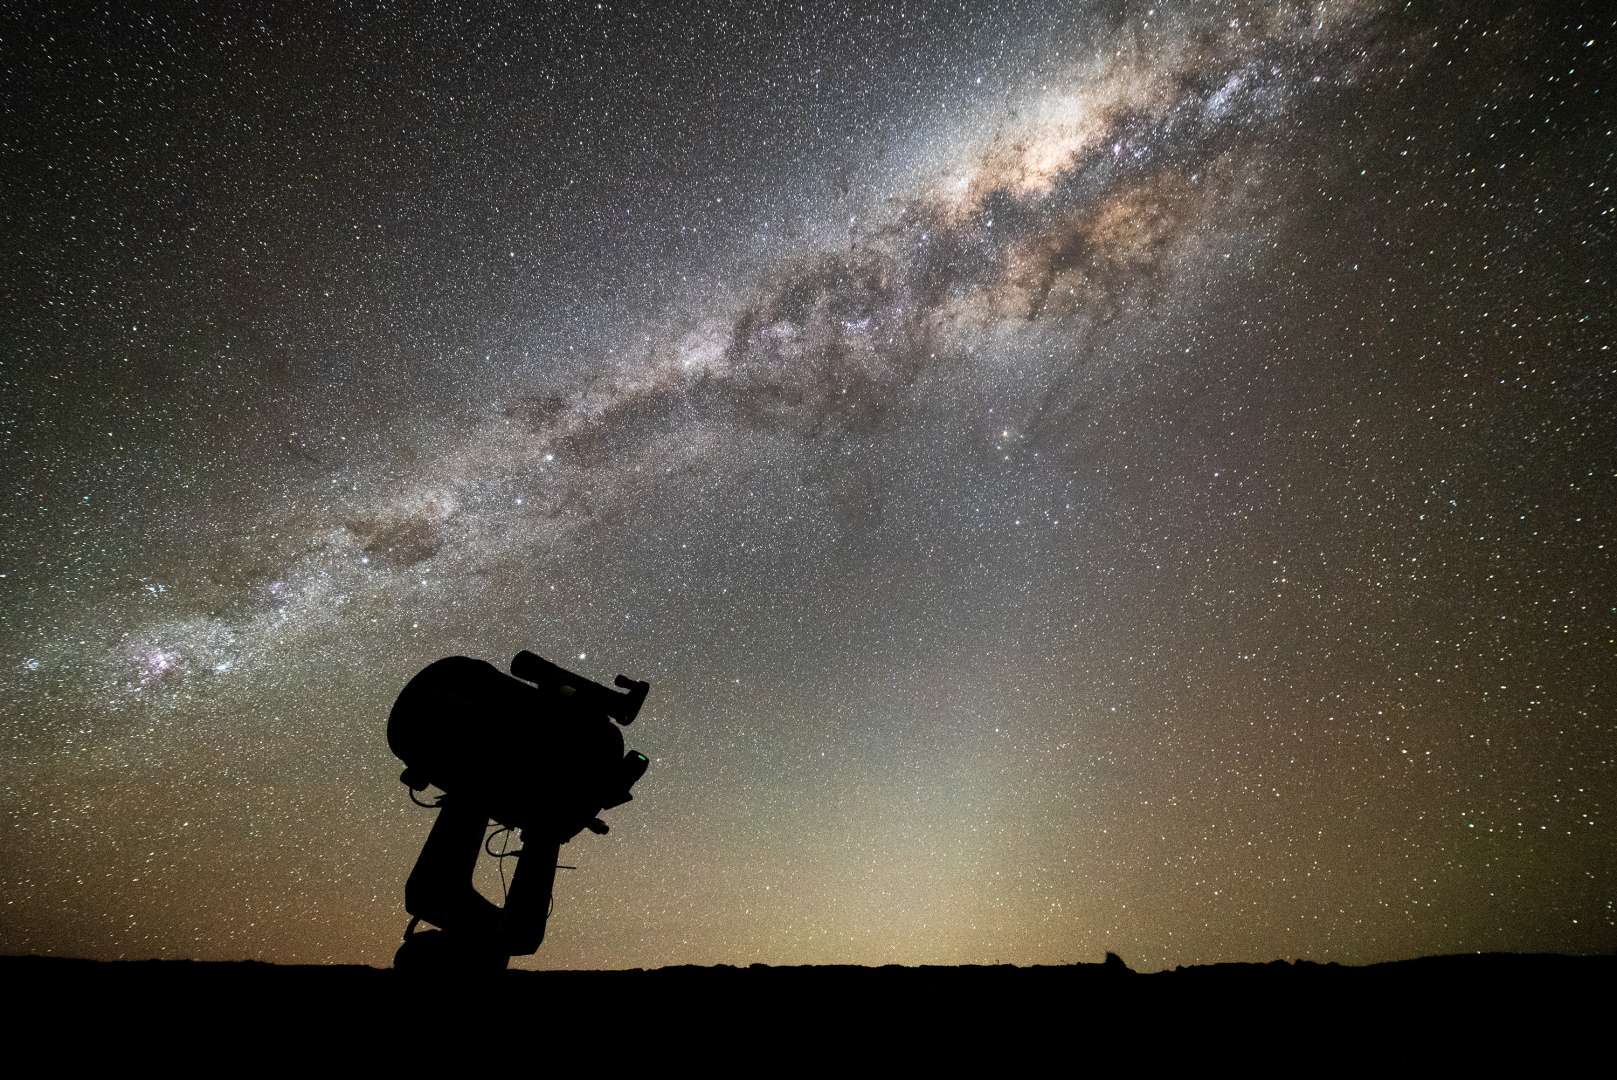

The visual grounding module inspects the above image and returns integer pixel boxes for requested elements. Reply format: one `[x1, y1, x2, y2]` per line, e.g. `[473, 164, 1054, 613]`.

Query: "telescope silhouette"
[387, 650, 650, 971]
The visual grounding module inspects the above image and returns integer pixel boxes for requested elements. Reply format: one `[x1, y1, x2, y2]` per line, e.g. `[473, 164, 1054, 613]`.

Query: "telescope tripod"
[393, 795, 562, 973]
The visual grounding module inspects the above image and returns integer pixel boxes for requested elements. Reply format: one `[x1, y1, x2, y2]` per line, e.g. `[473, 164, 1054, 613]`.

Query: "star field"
[1, 2, 1613, 970]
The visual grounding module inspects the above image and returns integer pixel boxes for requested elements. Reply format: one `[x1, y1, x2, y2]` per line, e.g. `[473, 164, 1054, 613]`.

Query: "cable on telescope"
[485, 825, 519, 859]
[497, 827, 511, 903]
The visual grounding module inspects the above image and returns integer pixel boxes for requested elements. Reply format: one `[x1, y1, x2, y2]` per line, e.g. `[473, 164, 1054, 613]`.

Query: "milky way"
[3, 2, 1613, 969]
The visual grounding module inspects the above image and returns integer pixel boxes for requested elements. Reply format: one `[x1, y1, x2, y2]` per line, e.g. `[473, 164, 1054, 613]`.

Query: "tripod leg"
[500, 832, 562, 956]
[403, 796, 502, 941]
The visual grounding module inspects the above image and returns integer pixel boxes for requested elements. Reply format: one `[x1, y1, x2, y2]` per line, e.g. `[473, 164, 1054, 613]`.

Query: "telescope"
[387, 650, 651, 971]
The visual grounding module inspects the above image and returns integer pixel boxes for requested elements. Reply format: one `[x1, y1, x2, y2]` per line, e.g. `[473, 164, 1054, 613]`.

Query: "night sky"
[3, 2, 1613, 971]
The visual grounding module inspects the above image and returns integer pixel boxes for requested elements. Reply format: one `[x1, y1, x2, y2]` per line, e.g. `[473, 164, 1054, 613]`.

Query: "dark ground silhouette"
[5, 951, 1608, 1049]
